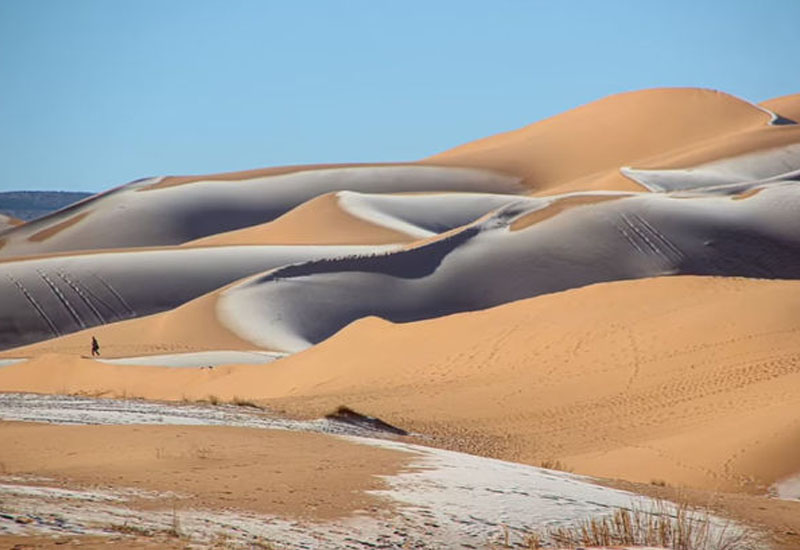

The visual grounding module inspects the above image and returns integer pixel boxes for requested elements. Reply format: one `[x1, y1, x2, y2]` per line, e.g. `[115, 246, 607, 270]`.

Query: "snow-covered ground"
[773, 474, 800, 501]
[0, 393, 753, 549]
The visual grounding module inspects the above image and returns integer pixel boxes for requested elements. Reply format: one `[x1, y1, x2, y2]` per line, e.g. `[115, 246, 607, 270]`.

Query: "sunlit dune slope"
[2, 276, 799, 495]
[761, 93, 800, 123]
[424, 88, 777, 190]
[184, 191, 522, 247]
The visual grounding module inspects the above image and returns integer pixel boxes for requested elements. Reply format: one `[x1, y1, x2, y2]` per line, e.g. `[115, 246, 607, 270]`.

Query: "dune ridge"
[216, 183, 800, 352]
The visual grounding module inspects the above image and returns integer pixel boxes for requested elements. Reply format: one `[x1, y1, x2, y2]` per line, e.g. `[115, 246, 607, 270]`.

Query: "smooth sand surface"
[0, 243, 401, 351]
[425, 88, 774, 190]
[761, 93, 800, 123]
[215, 183, 800, 352]
[0, 166, 520, 258]
[184, 191, 523, 247]
[0, 285, 262, 359]
[0, 421, 410, 520]
[184, 192, 416, 246]
[2, 276, 799, 496]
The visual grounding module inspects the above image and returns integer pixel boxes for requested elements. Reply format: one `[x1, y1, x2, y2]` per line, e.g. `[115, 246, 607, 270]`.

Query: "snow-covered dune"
[186, 190, 526, 246]
[0, 244, 397, 351]
[623, 137, 800, 191]
[218, 183, 800, 352]
[0, 166, 521, 258]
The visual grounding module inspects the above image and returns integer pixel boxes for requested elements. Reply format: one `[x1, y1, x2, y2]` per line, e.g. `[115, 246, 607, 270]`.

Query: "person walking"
[91, 336, 100, 357]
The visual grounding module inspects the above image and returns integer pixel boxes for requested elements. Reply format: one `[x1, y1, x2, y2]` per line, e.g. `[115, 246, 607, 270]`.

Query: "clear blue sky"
[1, 1, 799, 192]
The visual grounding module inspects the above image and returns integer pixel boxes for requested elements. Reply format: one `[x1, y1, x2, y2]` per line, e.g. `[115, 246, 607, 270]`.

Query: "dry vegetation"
[508, 501, 760, 550]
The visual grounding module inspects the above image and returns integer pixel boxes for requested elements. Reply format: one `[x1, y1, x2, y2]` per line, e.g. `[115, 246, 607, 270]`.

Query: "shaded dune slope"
[217, 183, 800, 352]
[0, 244, 397, 351]
[0, 166, 522, 258]
[185, 191, 523, 246]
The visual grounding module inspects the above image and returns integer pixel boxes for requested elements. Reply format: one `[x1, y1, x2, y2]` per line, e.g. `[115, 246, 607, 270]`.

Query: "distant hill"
[0, 191, 93, 221]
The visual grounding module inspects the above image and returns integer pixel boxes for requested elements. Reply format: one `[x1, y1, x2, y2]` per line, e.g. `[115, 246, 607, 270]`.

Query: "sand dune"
[216, 183, 800, 352]
[424, 88, 779, 190]
[761, 93, 800, 123]
[2, 275, 799, 497]
[0, 167, 521, 258]
[622, 126, 800, 191]
[0, 243, 397, 351]
[185, 191, 523, 246]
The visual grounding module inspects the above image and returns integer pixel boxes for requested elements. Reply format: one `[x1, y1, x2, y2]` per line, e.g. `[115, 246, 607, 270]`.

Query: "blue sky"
[1, 1, 799, 192]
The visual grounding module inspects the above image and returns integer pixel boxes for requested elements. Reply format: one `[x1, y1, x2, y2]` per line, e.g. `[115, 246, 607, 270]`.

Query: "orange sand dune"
[3, 275, 799, 495]
[761, 93, 800, 123]
[184, 192, 414, 247]
[425, 88, 774, 191]
[133, 88, 775, 196]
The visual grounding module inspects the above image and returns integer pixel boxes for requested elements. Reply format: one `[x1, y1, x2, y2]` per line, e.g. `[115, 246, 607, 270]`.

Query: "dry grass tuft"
[518, 500, 760, 550]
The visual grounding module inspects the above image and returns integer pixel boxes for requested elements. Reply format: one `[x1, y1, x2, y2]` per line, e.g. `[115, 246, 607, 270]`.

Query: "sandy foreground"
[2, 275, 800, 494]
[2, 396, 739, 550]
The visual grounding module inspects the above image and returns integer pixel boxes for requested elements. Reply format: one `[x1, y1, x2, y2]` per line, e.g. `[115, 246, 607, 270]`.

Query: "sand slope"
[185, 191, 523, 246]
[0, 244, 397, 351]
[0, 167, 521, 258]
[761, 93, 800, 123]
[424, 88, 778, 190]
[2, 276, 799, 497]
[215, 183, 800, 352]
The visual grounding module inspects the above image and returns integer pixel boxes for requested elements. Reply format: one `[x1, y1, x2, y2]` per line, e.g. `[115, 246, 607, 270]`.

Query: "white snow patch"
[96, 350, 285, 367]
[772, 473, 800, 501]
[622, 143, 800, 191]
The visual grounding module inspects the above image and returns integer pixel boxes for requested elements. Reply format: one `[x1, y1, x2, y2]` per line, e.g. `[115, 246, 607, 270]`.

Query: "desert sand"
[3, 275, 799, 497]
[761, 93, 800, 123]
[2, 87, 800, 548]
